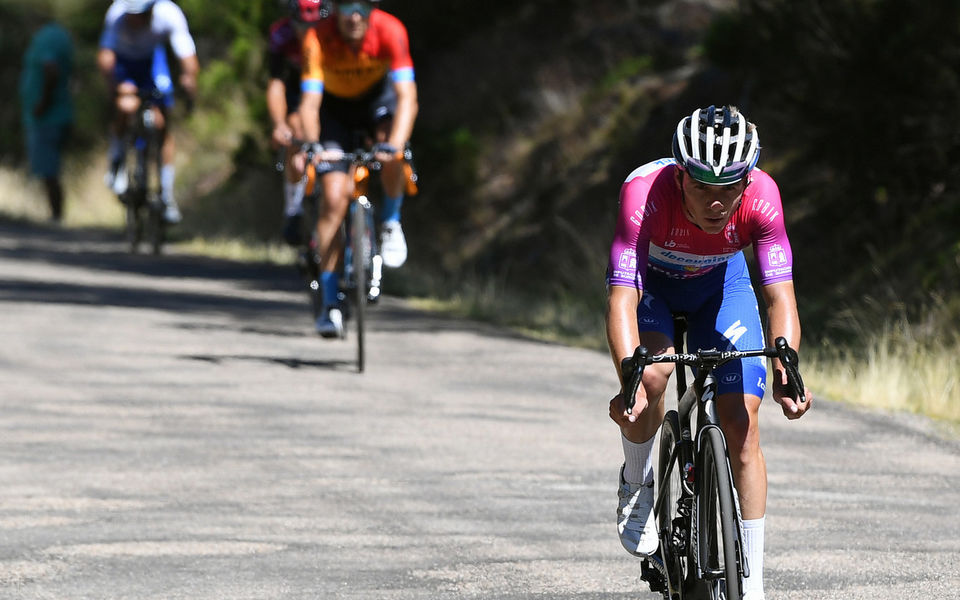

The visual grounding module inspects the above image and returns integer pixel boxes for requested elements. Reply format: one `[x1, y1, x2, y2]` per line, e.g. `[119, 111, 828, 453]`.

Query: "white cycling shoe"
[105, 162, 128, 195]
[379, 220, 407, 268]
[162, 200, 182, 225]
[617, 464, 658, 556]
[315, 307, 344, 339]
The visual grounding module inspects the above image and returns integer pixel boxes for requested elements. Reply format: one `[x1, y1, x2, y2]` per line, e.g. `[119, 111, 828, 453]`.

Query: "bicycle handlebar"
[620, 337, 806, 413]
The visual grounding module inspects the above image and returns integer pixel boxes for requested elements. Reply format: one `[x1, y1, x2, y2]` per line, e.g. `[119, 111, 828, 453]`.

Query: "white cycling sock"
[284, 179, 305, 217]
[161, 164, 176, 206]
[621, 433, 655, 485]
[742, 516, 765, 598]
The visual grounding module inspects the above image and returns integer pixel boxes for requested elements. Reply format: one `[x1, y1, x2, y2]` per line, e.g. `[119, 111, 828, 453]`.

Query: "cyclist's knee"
[641, 363, 673, 401]
[152, 107, 167, 130]
[116, 84, 140, 114]
[718, 393, 761, 458]
[320, 186, 350, 219]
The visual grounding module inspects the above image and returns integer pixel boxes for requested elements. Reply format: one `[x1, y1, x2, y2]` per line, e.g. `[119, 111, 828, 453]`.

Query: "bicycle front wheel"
[696, 427, 743, 600]
[658, 410, 688, 599]
[125, 196, 142, 254]
[351, 198, 369, 373]
[146, 196, 165, 256]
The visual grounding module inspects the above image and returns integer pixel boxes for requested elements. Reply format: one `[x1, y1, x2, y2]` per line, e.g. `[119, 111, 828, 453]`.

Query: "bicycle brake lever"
[621, 346, 648, 414]
[775, 337, 806, 404]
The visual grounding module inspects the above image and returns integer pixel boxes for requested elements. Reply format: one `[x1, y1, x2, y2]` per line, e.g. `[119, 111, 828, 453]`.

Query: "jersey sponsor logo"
[648, 245, 738, 274]
[625, 157, 675, 182]
[764, 266, 792, 279]
[766, 243, 788, 268]
[724, 223, 740, 246]
[751, 197, 781, 222]
[722, 373, 741, 385]
[617, 248, 638, 271]
[722, 320, 749, 346]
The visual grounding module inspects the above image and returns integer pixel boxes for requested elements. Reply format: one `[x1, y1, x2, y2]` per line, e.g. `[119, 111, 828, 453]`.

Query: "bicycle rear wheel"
[658, 410, 688, 599]
[351, 198, 369, 373]
[696, 427, 743, 600]
[146, 195, 165, 256]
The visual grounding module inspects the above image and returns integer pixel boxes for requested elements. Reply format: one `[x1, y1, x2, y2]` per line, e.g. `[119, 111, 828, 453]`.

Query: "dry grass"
[807, 301, 960, 424]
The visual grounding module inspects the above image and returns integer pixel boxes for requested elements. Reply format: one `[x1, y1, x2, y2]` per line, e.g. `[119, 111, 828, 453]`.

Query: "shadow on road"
[183, 353, 355, 371]
[0, 218, 563, 347]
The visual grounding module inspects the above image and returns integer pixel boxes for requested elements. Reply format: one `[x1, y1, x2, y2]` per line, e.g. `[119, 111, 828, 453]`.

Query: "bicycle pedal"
[640, 556, 668, 594]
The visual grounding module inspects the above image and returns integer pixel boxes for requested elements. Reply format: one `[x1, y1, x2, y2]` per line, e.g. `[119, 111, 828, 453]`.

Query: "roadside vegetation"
[1, 0, 958, 427]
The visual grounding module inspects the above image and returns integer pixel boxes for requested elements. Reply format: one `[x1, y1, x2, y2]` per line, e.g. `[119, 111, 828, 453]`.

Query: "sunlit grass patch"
[405, 273, 607, 350]
[176, 236, 296, 265]
[0, 156, 123, 227]
[808, 300, 960, 424]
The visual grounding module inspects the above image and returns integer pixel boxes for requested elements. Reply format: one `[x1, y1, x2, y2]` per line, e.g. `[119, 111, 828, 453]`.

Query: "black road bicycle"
[620, 315, 805, 600]
[116, 89, 166, 255]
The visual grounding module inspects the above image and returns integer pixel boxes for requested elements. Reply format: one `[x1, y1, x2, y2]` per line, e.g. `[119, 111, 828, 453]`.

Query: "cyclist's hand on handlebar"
[372, 142, 399, 163]
[609, 390, 649, 426]
[291, 149, 309, 176]
[772, 367, 813, 420]
[272, 123, 294, 149]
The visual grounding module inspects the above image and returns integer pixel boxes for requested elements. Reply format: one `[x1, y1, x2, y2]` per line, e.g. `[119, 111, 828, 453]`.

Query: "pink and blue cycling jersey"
[607, 158, 793, 291]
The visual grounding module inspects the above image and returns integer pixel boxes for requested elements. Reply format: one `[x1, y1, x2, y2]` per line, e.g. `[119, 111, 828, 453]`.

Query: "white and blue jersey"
[99, 0, 196, 106]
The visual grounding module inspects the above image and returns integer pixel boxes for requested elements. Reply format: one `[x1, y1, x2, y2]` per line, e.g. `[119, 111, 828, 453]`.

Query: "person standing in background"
[19, 20, 74, 223]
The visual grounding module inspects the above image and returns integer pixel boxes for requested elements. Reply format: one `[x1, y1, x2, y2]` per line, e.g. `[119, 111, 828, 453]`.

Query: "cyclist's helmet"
[288, 0, 326, 22]
[120, 0, 157, 14]
[672, 105, 760, 186]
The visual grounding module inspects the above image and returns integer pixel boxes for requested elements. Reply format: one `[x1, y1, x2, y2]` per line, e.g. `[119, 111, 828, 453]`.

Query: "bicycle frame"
[625, 316, 806, 599]
[121, 92, 166, 255]
[298, 145, 418, 372]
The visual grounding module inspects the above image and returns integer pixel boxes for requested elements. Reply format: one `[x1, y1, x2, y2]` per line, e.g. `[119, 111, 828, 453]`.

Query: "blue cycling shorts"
[637, 251, 767, 398]
[114, 46, 174, 108]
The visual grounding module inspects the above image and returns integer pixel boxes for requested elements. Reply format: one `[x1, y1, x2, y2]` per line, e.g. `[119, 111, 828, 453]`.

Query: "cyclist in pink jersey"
[606, 105, 813, 600]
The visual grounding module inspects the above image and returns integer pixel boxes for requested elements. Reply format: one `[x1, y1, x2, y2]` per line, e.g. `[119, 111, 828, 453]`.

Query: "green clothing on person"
[19, 23, 74, 128]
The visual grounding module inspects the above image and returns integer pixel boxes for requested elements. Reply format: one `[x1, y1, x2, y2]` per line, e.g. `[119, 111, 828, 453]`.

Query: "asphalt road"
[1, 220, 958, 600]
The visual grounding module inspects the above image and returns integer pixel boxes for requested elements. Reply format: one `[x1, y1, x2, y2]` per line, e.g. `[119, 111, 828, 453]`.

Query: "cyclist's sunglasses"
[337, 2, 373, 18]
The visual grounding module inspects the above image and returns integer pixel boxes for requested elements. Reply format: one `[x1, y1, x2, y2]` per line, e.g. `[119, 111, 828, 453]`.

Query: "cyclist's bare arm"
[294, 90, 323, 173]
[761, 279, 813, 417]
[606, 285, 646, 425]
[299, 90, 321, 144]
[96, 48, 117, 87]
[178, 54, 199, 98]
[607, 285, 642, 387]
[383, 79, 418, 155]
[266, 78, 292, 147]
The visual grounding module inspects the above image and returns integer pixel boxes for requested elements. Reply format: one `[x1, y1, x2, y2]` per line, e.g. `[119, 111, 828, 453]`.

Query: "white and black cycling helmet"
[672, 105, 760, 186]
[120, 0, 157, 14]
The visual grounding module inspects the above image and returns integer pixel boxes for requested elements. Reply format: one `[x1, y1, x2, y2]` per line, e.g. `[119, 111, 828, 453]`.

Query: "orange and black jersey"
[301, 9, 414, 100]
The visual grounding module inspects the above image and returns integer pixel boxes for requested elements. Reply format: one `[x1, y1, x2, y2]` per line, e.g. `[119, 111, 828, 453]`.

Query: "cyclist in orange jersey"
[296, 0, 418, 337]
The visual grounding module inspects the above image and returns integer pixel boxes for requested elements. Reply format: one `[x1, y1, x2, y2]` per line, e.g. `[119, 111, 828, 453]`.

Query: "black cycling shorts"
[318, 78, 397, 173]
